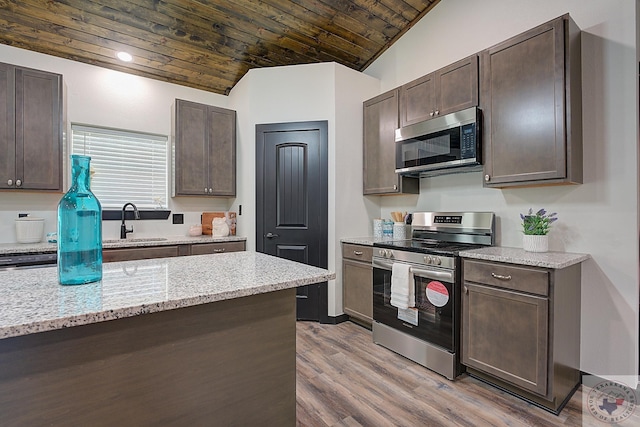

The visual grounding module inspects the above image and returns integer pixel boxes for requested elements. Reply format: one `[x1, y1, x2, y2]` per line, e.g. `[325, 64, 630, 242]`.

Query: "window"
[71, 124, 168, 209]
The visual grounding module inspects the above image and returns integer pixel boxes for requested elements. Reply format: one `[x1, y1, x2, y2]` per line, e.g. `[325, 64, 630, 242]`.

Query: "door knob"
[265, 232, 279, 239]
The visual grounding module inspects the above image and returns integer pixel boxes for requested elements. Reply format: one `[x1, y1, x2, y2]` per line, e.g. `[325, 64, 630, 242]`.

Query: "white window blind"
[71, 124, 168, 209]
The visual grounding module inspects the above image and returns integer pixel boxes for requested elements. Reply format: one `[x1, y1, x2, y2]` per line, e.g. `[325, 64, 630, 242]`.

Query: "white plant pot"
[523, 234, 548, 253]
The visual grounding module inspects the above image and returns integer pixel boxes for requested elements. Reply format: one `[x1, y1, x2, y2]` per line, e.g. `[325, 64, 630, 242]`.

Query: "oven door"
[373, 258, 457, 352]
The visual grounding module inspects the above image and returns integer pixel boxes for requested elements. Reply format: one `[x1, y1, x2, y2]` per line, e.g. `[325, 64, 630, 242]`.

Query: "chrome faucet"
[120, 202, 140, 239]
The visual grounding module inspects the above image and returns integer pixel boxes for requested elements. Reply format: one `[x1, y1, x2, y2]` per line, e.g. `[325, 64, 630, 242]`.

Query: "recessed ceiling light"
[116, 51, 133, 62]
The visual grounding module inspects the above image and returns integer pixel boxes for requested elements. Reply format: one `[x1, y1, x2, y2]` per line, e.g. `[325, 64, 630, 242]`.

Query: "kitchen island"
[0, 252, 334, 426]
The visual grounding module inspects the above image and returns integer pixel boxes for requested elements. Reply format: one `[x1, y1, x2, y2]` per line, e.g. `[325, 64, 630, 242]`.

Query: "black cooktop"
[373, 239, 486, 256]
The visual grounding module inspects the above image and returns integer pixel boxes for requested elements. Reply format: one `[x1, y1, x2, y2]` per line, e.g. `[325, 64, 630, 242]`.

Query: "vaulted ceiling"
[0, 0, 440, 95]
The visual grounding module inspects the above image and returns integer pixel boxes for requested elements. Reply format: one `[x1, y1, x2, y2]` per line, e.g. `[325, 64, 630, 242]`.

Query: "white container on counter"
[15, 216, 45, 243]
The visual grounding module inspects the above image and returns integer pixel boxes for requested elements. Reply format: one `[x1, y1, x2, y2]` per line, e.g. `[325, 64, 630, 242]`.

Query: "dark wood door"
[256, 121, 328, 321]
[207, 106, 236, 196]
[436, 54, 479, 116]
[174, 99, 209, 196]
[0, 63, 14, 190]
[462, 282, 549, 396]
[481, 17, 566, 186]
[399, 73, 436, 127]
[15, 66, 62, 191]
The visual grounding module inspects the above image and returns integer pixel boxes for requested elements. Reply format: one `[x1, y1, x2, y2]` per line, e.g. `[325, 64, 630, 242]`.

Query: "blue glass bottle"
[57, 155, 103, 285]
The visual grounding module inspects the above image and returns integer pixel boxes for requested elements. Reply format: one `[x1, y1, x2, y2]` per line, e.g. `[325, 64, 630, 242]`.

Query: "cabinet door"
[190, 241, 245, 255]
[399, 73, 436, 127]
[481, 17, 568, 186]
[15, 67, 62, 191]
[207, 106, 236, 196]
[462, 282, 549, 396]
[0, 63, 14, 190]
[436, 55, 478, 117]
[364, 89, 417, 195]
[342, 259, 373, 324]
[174, 99, 209, 196]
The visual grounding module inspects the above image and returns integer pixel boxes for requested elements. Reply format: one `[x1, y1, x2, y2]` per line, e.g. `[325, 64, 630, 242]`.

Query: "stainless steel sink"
[103, 238, 168, 243]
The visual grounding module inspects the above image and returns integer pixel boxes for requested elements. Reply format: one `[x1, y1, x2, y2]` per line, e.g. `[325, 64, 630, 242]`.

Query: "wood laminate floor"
[296, 321, 639, 427]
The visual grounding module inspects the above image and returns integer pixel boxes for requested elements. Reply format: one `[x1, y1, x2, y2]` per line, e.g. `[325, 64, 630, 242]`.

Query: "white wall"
[228, 62, 379, 316]
[365, 0, 638, 385]
[0, 44, 231, 242]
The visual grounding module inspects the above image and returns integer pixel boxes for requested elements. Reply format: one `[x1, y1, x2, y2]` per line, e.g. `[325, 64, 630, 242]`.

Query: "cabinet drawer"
[342, 243, 373, 263]
[190, 241, 246, 255]
[103, 246, 180, 263]
[463, 260, 549, 296]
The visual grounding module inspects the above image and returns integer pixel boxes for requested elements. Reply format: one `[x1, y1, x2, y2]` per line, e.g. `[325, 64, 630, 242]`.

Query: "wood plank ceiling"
[0, 0, 440, 95]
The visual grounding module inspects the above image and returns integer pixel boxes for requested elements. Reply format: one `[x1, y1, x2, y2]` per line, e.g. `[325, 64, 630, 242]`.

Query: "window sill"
[102, 210, 171, 221]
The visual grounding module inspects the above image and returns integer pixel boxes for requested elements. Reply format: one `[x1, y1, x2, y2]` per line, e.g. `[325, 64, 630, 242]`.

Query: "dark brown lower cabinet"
[461, 259, 581, 414]
[103, 240, 246, 263]
[342, 243, 373, 327]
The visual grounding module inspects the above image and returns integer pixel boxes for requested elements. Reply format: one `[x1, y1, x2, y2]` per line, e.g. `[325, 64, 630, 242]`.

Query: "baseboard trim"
[319, 314, 349, 325]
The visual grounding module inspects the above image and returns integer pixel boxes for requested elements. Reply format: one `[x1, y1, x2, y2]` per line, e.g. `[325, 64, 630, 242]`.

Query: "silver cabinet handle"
[464, 286, 468, 294]
[434, 110, 439, 115]
[393, 184, 398, 190]
[353, 251, 363, 256]
[208, 188, 213, 194]
[429, 111, 434, 117]
[204, 187, 208, 194]
[7, 179, 12, 186]
[213, 248, 226, 253]
[265, 232, 279, 239]
[484, 174, 490, 182]
[15, 179, 21, 187]
[491, 272, 512, 281]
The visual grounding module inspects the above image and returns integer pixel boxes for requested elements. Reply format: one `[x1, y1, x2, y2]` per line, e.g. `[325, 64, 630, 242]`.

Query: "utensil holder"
[393, 222, 406, 240]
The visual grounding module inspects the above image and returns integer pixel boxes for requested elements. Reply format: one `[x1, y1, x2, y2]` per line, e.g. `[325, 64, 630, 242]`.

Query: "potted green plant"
[520, 208, 558, 252]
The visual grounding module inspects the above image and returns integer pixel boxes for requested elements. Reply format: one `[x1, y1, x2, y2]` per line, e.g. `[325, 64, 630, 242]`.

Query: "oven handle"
[372, 259, 453, 282]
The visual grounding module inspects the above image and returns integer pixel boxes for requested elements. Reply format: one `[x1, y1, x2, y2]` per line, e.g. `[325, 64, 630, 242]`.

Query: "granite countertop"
[0, 251, 334, 340]
[0, 235, 247, 255]
[340, 236, 394, 246]
[459, 246, 590, 269]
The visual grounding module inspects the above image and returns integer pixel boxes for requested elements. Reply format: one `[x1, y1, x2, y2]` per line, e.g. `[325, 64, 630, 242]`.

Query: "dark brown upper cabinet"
[173, 99, 236, 197]
[0, 63, 63, 192]
[399, 55, 479, 127]
[481, 14, 582, 188]
[363, 89, 419, 195]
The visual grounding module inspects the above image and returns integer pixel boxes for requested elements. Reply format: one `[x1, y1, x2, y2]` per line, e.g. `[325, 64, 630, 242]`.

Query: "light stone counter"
[0, 251, 334, 339]
[459, 246, 590, 269]
[340, 236, 401, 246]
[0, 235, 247, 255]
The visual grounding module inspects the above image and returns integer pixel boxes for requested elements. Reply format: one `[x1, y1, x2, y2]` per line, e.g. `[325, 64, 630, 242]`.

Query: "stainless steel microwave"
[395, 106, 481, 176]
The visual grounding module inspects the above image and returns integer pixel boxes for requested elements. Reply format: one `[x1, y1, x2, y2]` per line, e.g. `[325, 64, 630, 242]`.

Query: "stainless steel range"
[372, 211, 495, 379]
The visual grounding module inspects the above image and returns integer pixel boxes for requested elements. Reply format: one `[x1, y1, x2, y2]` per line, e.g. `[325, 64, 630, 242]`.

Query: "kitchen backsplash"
[0, 192, 234, 244]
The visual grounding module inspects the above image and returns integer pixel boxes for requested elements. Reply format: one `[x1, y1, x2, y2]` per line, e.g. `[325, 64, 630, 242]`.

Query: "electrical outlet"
[172, 213, 184, 224]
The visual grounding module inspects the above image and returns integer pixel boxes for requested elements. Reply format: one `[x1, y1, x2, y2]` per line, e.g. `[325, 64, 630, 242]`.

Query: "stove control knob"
[424, 255, 432, 264]
[433, 257, 442, 266]
[378, 249, 386, 257]
[388, 251, 394, 259]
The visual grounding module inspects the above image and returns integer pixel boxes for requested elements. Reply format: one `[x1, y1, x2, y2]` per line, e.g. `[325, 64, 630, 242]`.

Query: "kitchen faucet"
[120, 202, 140, 239]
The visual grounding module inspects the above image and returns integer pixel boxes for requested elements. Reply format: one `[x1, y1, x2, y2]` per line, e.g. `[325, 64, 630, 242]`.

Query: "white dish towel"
[390, 263, 415, 309]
